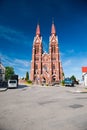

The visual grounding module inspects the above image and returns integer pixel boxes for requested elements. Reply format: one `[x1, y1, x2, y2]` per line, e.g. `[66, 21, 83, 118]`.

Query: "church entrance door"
[42, 77, 46, 84]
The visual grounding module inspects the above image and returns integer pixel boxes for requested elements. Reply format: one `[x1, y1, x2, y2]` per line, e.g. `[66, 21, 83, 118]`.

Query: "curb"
[68, 89, 87, 93]
[0, 88, 8, 92]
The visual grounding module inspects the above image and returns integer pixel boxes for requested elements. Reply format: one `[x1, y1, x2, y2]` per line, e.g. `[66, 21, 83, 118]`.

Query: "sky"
[0, 0, 87, 79]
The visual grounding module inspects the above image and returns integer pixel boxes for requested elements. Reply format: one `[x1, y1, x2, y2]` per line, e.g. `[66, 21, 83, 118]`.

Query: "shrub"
[61, 80, 65, 86]
[46, 83, 48, 86]
[27, 80, 32, 84]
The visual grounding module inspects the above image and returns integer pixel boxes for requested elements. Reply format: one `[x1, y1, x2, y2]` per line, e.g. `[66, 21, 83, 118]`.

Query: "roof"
[82, 67, 87, 72]
[36, 24, 40, 36]
[51, 23, 56, 35]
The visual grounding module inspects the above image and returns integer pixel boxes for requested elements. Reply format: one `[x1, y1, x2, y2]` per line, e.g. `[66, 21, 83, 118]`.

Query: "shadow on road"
[0, 84, 29, 92]
[18, 84, 28, 89]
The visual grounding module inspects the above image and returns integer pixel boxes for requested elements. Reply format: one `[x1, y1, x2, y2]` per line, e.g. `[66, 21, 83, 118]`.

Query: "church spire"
[36, 23, 40, 36]
[51, 21, 56, 35]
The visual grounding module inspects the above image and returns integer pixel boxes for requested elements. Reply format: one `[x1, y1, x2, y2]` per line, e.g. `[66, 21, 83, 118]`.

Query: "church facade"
[30, 22, 63, 84]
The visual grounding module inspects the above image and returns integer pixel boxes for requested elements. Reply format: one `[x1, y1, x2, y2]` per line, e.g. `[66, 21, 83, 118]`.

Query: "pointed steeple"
[51, 21, 56, 35]
[36, 23, 40, 36]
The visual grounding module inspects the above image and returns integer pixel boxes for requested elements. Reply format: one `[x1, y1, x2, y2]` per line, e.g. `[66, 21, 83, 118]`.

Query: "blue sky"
[0, 0, 87, 79]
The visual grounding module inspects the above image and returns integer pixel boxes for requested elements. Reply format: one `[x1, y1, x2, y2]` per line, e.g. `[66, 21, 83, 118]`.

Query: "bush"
[61, 80, 65, 86]
[27, 80, 32, 84]
[46, 83, 48, 86]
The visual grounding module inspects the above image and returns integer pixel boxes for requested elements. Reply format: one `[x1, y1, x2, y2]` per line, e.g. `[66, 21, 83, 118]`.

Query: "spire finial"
[36, 23, 40, 36]
[52, 17, 54, 24]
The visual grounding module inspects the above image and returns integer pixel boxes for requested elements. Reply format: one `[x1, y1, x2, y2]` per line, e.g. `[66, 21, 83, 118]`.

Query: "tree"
[5, 66, 15, 80]
[25, 71, 29, 81]
[62, 72, 65, 79]
[70, 75, 76, 82]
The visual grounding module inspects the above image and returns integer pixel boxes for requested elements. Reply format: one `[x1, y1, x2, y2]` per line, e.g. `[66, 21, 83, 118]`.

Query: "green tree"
[70, 75, 76, 82]
[62, 72, 65, 79]
[25, 71, 29, 81]
[5, 66, 15, 80]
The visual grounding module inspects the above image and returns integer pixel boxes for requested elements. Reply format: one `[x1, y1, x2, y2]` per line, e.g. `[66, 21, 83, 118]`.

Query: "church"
[30, 22, 63, 84]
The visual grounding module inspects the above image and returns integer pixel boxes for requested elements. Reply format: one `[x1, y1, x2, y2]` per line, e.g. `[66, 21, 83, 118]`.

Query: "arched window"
[35, 64, 38, 69]
[52, 46, 56, 53]
[52, 57, 56, 60]
[35, 57, 39, 61]
[35, 45, 39, 54]
[34, 64, 38, 74]
[52, 64, 55, 69]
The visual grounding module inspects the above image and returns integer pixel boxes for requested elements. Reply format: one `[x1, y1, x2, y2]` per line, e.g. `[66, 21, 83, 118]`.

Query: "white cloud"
[62, 56, 87, 80]
[0, 25, 30, 45]
[60, 52, 65, 56]
[1, 51, 87, 80]
[63, 59, 72, 66]
[67, 49, 74, 53]
[0, 53, 31, 77]
[14, 59, 30, 67]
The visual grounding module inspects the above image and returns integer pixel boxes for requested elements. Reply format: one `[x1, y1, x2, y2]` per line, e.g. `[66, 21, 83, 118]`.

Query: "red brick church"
[30, 22, 63, 84]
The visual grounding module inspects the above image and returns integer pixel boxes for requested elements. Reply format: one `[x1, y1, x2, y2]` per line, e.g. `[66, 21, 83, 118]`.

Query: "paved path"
[0, 85, 87, 130]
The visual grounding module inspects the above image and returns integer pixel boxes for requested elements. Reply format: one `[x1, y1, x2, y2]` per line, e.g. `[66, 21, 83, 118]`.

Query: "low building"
[82, 67, 87, 86]
[0, 62, 5, 81]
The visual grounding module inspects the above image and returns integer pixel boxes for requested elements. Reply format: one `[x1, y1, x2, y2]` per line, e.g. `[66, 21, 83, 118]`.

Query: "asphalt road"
[0, 85, 87, 130]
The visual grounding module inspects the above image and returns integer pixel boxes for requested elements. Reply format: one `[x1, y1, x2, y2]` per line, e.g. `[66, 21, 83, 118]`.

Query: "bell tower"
[49, 22, 61, 82]
[30, 24, 42, 83]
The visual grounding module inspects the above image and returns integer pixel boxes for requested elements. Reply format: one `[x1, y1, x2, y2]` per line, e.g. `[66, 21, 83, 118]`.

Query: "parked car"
[8, 80, 18, 88]
[0, 81, 7, 88]
[64, 78, 74, 87]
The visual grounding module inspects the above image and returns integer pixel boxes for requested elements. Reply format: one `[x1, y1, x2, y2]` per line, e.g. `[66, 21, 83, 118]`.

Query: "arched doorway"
[42, 77, 46, 84]
[52, 75, 56, 82]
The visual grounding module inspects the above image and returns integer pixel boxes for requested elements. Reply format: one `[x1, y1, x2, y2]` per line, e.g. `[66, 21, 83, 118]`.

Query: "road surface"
[0, 84, 87, 130]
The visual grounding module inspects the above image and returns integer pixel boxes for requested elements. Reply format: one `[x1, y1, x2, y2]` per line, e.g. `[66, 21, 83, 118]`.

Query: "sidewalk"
[0, 87, 8, 92]
[69, 84, 87, 93]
